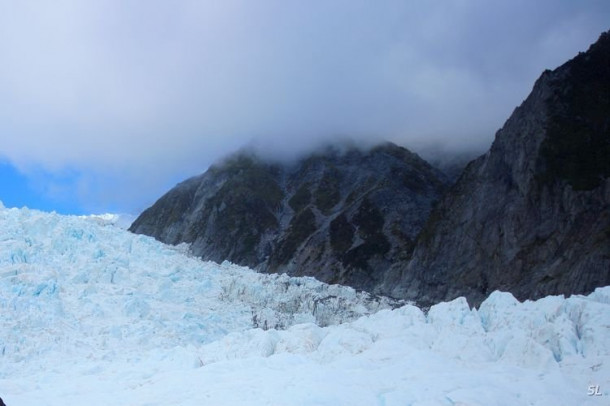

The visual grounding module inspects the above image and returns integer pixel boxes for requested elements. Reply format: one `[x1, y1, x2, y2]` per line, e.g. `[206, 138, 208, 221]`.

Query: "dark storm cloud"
[0, 0, 608, 213]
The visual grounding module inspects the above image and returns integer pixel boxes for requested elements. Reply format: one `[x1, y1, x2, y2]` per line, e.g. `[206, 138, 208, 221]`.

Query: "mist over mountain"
[131, 31, 610, 307]
[130, 142, 449, 292]
[416, 145, 484, 183]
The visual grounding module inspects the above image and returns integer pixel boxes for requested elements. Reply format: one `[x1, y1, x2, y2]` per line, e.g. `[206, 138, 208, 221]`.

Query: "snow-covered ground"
[0, 202, 608, 405]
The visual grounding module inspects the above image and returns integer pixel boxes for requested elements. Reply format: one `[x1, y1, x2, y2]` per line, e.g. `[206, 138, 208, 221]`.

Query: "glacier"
[0, 202, 608, 405]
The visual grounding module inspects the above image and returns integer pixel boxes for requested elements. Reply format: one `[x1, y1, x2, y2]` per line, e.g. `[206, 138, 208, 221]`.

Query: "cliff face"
[131, 32, 610, 306]
[130, 143, 449, 292]
[386, 32, 610, 306]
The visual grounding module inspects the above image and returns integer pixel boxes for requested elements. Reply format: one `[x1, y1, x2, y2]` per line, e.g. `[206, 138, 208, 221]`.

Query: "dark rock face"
[131, 32, 610, 307]
[385, 31, 610, 306]
[130, 143, 449, 292]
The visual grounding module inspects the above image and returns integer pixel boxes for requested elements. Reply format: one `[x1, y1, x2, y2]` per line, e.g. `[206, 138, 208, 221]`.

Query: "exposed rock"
[386, 31, 610, 306]
[131, 31, 610, 307]
[130, 143, 449, 291]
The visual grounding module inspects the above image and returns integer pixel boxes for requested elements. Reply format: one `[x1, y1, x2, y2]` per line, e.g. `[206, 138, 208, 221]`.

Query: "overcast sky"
[0, 0, 608, 214]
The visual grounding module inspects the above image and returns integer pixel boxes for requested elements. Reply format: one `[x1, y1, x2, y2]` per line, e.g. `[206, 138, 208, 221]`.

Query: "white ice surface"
[0, 204, 608, 405]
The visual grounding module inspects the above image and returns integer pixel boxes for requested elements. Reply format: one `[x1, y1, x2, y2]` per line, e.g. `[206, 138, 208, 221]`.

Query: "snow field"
[0, 204, 608, 405]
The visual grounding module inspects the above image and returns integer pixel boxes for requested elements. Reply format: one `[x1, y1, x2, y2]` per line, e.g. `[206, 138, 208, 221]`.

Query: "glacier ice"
[0, 204, 608, 406]
[0, 205, 399, 370]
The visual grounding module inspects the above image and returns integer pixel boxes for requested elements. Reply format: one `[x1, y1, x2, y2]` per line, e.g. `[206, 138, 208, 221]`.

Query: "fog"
[0, 1, 608, 213]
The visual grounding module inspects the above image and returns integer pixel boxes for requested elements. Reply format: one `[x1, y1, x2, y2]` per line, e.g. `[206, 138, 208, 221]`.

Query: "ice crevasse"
[0, 203, 608, 406]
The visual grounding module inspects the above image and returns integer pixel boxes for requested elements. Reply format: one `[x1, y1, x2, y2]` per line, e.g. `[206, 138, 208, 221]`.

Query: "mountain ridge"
[130, 142, 449, 292]
[386, 30, 610, 306]
[130, 31, 610, 306]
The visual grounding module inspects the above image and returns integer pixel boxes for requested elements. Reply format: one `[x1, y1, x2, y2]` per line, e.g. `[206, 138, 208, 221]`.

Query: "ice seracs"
[0, 204, 608, 405]
[0, 204, 398, 372]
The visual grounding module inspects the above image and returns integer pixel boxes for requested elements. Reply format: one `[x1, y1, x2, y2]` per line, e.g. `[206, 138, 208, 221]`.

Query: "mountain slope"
[130, 143, 449, 292]
[386, 31, 610, 306]
[131, 32, 610, 307]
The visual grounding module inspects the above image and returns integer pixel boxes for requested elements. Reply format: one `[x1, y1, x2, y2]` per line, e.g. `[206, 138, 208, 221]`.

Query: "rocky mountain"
[383, 31, 610, 306]
[131, 31, 610, 306]
[129, 143, 449, 291]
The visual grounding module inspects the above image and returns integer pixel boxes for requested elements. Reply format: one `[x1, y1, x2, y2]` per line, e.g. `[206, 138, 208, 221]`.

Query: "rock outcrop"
[131, 31, 610, 306]
[384, 31, 610, 306]
[130, 143, 449, 291]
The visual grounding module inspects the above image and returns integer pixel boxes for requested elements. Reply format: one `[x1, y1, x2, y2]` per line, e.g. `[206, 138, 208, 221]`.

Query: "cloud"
[0, 0, 608, 213]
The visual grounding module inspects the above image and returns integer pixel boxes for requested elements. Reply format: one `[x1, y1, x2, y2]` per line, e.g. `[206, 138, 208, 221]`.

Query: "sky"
[0, 1, 609, 215]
